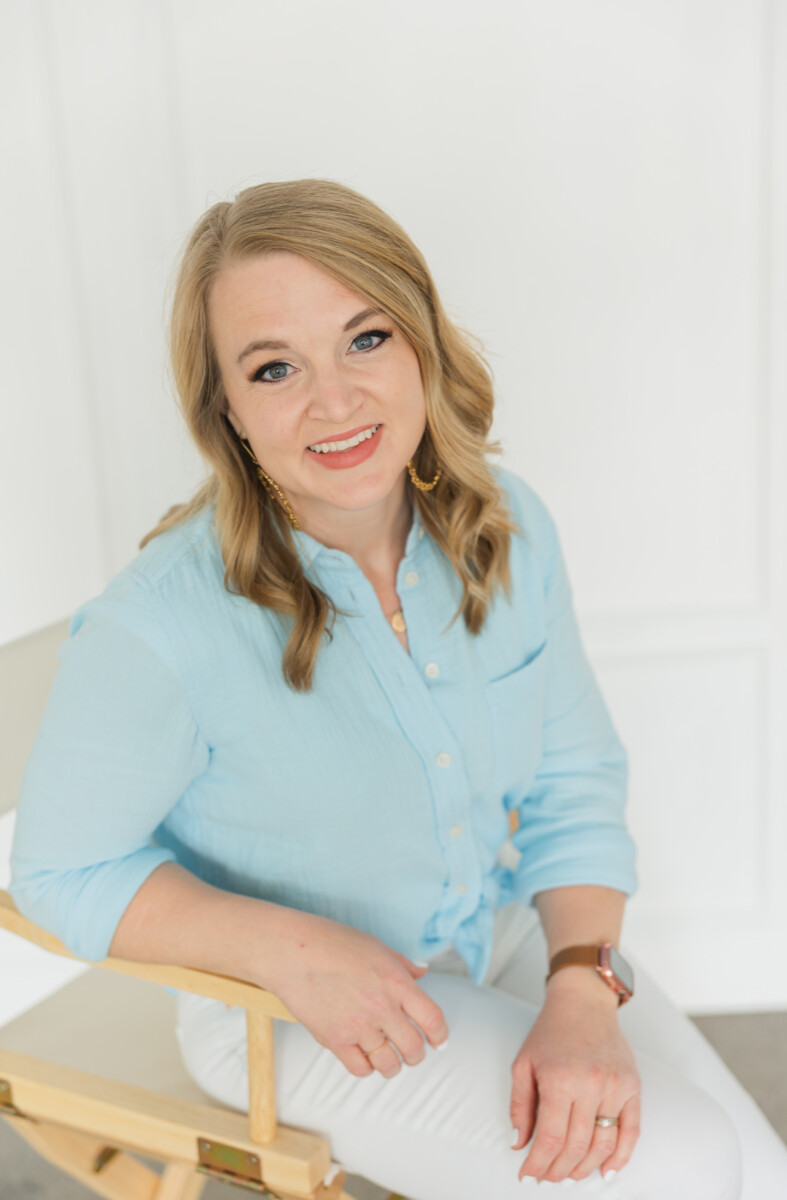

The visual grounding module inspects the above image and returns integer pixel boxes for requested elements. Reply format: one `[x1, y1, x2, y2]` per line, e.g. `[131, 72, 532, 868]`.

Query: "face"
[209, 250, 427, 535]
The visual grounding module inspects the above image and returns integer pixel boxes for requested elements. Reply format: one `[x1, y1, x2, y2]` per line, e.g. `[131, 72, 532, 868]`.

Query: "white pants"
[175, 903, 787, 1199]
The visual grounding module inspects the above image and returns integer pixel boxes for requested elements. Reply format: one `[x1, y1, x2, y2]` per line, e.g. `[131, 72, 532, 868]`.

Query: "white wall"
[2, 0, 786, 1012]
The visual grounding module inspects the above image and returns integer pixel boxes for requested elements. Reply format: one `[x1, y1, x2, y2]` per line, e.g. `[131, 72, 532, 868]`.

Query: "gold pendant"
[390, 611, 407, 632]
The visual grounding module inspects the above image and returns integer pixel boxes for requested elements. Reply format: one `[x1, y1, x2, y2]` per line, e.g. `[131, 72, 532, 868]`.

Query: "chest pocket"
[484, 639, 547, 806]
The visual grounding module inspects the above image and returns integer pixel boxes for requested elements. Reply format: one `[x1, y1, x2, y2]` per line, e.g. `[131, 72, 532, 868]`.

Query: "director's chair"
[0, 888, 409, 1200]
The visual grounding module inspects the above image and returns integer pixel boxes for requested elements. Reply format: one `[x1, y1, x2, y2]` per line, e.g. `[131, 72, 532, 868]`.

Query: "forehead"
[208, 251, 364, 339]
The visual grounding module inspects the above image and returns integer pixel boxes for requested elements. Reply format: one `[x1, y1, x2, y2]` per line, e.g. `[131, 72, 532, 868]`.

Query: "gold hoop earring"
[239, 439, 301, 530]
[407, 459, 442, 491]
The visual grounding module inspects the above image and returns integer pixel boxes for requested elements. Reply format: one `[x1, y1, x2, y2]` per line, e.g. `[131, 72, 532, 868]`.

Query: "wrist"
[545, 964, 622, 1010]
[248, 900, 321, 993]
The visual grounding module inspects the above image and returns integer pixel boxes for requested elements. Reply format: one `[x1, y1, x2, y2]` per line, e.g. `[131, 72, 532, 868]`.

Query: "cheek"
[390, 356, 426, 409]
[248, 405, 299, 449]
[406, 357, 426, 405]
[405, 376, 427, 424]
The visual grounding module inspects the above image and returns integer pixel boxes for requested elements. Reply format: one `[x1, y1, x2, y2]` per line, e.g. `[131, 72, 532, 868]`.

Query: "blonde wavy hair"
[140, 178, 522, 692]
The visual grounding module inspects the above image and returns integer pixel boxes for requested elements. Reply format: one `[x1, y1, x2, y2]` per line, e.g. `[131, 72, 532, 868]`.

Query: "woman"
[10, 179, 786, 1198]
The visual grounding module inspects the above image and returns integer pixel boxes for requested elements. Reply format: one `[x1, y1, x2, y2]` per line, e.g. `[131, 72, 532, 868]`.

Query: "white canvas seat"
[0, 966, 211, 1108]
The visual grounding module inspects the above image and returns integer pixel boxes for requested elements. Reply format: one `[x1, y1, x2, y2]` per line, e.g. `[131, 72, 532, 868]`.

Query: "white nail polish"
[511, 1128, 519, 1147]
[602, 1168, 618, 1181]
[435, 1038, 449, 1051]
[412, 959, 430, 967]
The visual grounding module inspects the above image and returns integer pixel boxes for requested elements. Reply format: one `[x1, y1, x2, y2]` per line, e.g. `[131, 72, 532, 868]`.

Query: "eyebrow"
[236, 307, 384, 365]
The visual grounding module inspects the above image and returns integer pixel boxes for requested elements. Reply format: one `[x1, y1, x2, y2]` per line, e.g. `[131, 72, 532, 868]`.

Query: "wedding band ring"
[363, 1038, 388, 1057]
[595, 1116, 620, 1128]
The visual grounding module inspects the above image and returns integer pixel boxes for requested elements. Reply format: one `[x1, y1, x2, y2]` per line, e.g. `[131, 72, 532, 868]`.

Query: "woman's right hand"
[260, 910, 450, 1078]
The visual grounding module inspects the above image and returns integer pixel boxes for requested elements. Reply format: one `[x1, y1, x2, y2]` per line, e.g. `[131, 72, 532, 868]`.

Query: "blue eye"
[249, 328, 392, 384]
[255, 362, 291, 383]
[351, 329, 390, 352]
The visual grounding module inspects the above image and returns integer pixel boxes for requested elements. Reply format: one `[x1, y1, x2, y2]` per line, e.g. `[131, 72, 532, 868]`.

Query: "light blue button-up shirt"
[9, 464, 637, 989]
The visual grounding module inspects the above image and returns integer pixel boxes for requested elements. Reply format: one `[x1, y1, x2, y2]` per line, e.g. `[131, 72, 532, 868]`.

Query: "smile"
[305, 423, 384, 470]
[307, 424, 382, 453]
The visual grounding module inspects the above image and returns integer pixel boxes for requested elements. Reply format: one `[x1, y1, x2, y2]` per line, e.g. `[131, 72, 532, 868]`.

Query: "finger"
[568, 1104, 623, 1180]
[401, 986, 450, 1051]
[392, 951, 430, 978]
[343, 1045, 377, 1077]
[542, 1096, 603, 1182]
[510, 1060, 538, 1150]
[598, 1092, 641, 1178]
[361, 1034, 402, 1079]
[517, 1090, 571, 1183]
[559, 1099, 619, 1176]
[383, 1011, 429, 1068]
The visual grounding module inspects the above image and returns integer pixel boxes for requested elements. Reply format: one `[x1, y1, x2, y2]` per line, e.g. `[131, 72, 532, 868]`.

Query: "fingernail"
[602, 1169, 618, 1181]
[412, 959, 430, 968]
[511, 1127, 519, 1147]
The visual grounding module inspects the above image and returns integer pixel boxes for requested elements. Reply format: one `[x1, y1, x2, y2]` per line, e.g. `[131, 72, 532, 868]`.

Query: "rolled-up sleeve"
[509, 483, 638, 907]
[9, 575, 210, 962]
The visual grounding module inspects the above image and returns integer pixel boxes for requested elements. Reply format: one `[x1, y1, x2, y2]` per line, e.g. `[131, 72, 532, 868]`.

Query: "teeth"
[308, 424, 380, 453]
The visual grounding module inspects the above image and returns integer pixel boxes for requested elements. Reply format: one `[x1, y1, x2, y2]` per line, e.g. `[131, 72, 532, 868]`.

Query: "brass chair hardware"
[92, 1144, 121, 1172]
[196, 1137, 279, 1194]
[0, 1077, 30, 1119]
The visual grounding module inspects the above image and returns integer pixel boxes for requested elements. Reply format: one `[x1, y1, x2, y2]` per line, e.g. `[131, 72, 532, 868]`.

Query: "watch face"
[607, 945, 635, 995]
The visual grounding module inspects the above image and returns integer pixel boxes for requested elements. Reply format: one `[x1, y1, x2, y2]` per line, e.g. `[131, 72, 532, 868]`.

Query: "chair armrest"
[0, 888, 297, 1021]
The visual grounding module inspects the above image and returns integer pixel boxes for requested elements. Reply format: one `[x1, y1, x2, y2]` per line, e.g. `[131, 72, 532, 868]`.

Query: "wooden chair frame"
[0, 889, 406, 1200]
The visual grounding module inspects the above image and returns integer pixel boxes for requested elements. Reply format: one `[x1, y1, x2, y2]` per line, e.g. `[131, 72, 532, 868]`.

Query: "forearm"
[107, 860, 307, 993]
[533, 884, 627, 1007]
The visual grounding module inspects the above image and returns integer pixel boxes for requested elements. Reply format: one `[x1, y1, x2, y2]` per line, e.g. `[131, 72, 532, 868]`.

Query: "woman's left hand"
[510, 971, 641, 1185]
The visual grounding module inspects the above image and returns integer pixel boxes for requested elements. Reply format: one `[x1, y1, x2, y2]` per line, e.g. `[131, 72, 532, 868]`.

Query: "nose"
[306, 361, 365, 424]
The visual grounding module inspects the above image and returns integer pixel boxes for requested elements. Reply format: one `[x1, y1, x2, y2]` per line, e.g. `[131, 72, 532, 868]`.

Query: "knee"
[686, 1087, 742, 1199]
[636, 1054, 742, 1199]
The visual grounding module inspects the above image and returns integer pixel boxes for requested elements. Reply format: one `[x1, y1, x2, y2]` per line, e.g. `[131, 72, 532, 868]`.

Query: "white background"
[2, 0, 786, 1014]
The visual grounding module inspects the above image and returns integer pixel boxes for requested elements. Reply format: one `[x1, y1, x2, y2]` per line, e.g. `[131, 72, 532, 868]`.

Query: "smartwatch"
[545, 942, 635, 1006]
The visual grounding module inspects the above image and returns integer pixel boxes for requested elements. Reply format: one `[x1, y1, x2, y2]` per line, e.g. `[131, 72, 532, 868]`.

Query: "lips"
[306, 422, 383, 469]
[306, 422, 380, 449]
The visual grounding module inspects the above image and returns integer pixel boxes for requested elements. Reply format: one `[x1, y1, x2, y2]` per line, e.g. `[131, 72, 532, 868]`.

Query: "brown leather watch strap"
[545, 942, 633, 1007]
[547, 944, 601, 977]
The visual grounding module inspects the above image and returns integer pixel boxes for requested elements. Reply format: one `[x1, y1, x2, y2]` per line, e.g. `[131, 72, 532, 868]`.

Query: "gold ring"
[363, 1038, 388, 1057]
[594, 1116, 620, 1128]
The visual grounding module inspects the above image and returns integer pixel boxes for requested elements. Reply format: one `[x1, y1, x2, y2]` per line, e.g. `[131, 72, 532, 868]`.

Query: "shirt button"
[454, 883, 468, 895]
[450, 824, 463, 838]
[425, 662, 440, 678]
[436, 752, 451, 767]
[404, 571, 419, 586]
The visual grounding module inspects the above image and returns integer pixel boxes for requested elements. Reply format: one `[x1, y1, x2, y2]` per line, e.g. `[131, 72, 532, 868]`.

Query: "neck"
[296, 479, 414, 581]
